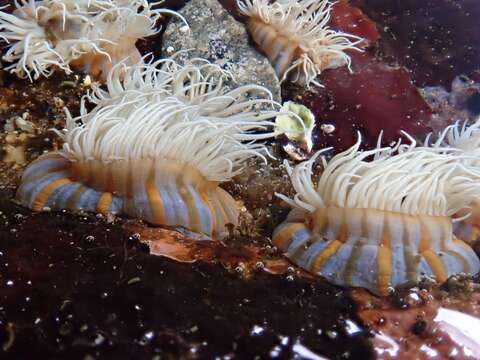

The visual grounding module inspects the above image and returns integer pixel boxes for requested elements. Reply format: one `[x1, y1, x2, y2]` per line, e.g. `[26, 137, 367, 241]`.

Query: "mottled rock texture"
[162, 0, 281, 102]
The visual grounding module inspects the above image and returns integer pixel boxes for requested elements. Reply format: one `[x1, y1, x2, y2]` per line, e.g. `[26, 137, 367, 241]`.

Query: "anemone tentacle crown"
[424, 118, 480, 243]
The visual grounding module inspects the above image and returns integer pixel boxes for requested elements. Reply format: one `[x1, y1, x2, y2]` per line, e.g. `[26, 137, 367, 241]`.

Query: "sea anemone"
[273, 134, 480, 295]
[15, 57, 287, 240]
[237, 0, 363, 88]
[425, 117, 480, 157]
[0, 0, 186, 81]
[425, 117, 480, 243]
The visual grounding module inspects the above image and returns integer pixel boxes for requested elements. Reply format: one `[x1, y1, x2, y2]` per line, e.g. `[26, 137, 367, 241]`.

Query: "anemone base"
[273, 207, 480, 295]
[15, 152, 239, 239]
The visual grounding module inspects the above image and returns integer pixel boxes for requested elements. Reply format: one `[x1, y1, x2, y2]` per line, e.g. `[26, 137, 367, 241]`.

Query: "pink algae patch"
[124, 223, 292, 277]
[330, 0, 380, 44]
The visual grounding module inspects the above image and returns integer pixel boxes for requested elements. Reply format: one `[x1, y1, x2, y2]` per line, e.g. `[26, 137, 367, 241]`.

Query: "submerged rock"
[421, 75, 480, 134]
[162, 0, 281, 102]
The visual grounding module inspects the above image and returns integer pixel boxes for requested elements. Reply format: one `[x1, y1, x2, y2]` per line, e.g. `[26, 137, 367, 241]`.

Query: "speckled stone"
[162, 0, 281, 102]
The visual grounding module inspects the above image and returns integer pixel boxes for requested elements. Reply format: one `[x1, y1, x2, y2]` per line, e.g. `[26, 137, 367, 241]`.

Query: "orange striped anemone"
[15, 58, 287, 240]
[0, 0, 187, 81]
[273, 134, 480, 295]
[237, 0, 363, 88]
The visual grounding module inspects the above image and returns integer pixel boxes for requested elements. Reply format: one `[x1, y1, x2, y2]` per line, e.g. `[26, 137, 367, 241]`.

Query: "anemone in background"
[237, 0, 363, 88]
[0, 0, 187, 80]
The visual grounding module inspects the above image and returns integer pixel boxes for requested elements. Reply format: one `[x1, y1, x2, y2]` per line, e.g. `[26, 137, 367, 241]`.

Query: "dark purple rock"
[352, 0, 480, 87]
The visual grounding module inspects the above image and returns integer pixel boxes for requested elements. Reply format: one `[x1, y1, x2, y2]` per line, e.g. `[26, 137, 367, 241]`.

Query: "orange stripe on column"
[418, 220, 431, 252]
[422, 250, 447, 282]
[32, 178, 72, 211]
[199, 185, 216, 237]
[311, 240, 343, 273]
[97, 192, 113, 215]
[212, 188, 230, 232]
[146, 173, 166, 225]
[176, 177, 200, 234]
[377, 246, 393, 295]
[337, 222, 349, 243]
[378, 215, 393, 295]
[273, 223, 308, 250]
[311, 208, 327, 234]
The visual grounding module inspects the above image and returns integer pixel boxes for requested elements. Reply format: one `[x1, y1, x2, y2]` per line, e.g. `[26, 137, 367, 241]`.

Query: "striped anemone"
[237, 0, 363, 87]
[0, 0, 186, 80]
[424, 117, 480, 243]
[273, 134, 480, 295]
[15, 57, 289, 240]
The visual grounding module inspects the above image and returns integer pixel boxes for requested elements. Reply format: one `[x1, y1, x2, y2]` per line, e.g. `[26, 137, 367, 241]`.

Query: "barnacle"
[275, 101, 315, 150]
[273, 134, 480, 295]
[15, 58, 287, 240]
[237, 0, 363, 88]
[0, 0, 186, 80]
[275, 101, 315, 160]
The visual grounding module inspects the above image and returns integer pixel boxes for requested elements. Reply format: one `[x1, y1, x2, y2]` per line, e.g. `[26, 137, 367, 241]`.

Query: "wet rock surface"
[161, 0, 282, 102]
[0, 190, 373, 359]
[0, 73, 88, 189]
[353, 283, 480, 360]
[421, 75, 480, 133]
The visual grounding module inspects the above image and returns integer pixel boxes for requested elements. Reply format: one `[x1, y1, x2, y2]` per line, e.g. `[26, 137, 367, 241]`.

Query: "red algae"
[282, 1, 433, 152]
[288, 51, 433, 152]
[330, 0, 380, 44]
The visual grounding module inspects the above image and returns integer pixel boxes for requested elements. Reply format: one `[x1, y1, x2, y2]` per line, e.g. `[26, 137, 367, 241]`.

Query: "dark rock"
[0, 189, 374, 359]
[352, 0, 480, 87]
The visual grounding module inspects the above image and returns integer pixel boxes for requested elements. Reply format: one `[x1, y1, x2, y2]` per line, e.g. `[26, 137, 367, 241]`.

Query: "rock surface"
[162, 0, 281, 102]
